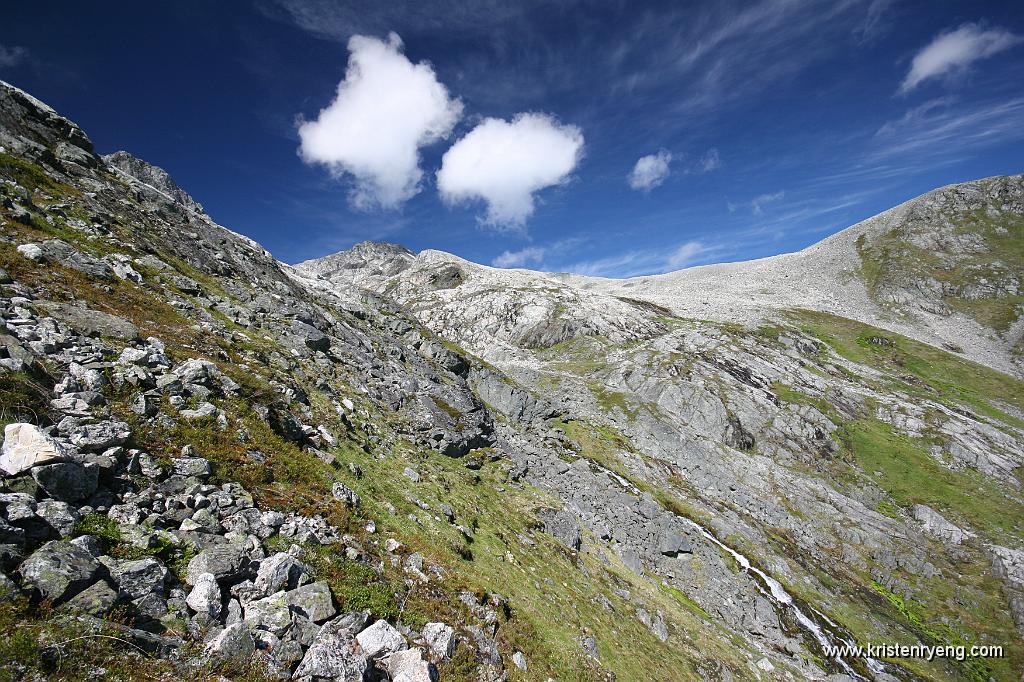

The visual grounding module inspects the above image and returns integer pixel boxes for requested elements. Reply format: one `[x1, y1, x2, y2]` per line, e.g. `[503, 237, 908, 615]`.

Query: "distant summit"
[103, 150, 205, 214]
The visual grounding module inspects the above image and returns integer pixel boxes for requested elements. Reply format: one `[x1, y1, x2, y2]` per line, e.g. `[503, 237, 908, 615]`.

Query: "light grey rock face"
[41, 302, 139, 340]
[356, 618, 407, 659]
[244, 581, 335, 635]
[291, 320, 330, 352]
[103, 150, 205, 214]
[1, 423, 71, 475]
[254, 552, 312, 597]
[388, 647, 433, 682]
[421, 622, 456, 660]
[512, 651, 528, 671]
[171, 456, 211, 478]
[19, 540, 101, 604]
[204, 622, 254, 661]
[331, 481, 360, 508]
[538, 509, 582, 551]
[912, 504, 973, 545]
[637, 608, 669, 642]
[60, 579, 120, 616]
[34, 500, 79, 538]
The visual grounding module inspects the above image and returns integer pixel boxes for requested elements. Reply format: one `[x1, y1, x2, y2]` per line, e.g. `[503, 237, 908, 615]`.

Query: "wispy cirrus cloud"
[900, 22, 1023, 93]
[872, 96, 1024, 160]
[491, 246, 547, 268]
[562, 239, 726, 278]
[0, 44, 27, 69]
[751, 190, 785, 215]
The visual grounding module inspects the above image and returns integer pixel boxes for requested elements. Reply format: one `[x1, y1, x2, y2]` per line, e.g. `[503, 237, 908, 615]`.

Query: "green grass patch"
[790, 309, 1024, 429]
[838, 417, 1024, 541]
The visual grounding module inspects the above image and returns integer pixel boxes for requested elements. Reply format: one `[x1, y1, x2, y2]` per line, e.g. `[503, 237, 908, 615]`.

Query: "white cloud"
[665, 241, 709, 269]
[699, 148, 721, 172]
[437, 113, 584, 229]
[0, 45, 27, 69]
[491, 246, 547, 268]
[900, 23, 1022, 93]
[751, 191, 784, 215]
[297, 32, 463, 210]
[628, 150, 672, 191]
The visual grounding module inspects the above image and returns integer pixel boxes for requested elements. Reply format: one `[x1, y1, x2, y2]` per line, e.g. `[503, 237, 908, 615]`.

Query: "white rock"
[356, 618, 407, 659]
[388, 647, 433, 682]
[422, 621, 456, 660]
[17, 243, 44, 261]
[186, 572, 222, 621]
[204, 622, 254, 660]
[1, 423, 70, 476]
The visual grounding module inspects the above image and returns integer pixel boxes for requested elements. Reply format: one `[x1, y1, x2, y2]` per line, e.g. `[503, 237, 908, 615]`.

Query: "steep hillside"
[2, 77, 1024, 682]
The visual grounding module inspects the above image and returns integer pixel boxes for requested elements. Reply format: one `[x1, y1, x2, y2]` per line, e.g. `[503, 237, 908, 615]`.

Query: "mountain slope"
[298, 174, 1024, 379]
[2, 78, 1023, 682]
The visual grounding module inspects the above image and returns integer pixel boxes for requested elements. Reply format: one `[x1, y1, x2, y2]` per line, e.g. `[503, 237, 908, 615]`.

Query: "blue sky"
[2, 1, 1022, 276]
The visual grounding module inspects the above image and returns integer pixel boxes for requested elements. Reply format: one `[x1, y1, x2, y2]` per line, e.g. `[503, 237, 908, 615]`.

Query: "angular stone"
[59, 579, 121, 616]
[108, 556, 168, 601]
[19, 540, 101, 604]
[292, 612, 369, 679]
[186, 571, 223, 621]
[186, 543, 248, 585]
[422, 622, 456, 660]
[171, 456, 211, 478]
[1, 423, 71, 476]
[205, 622, 254, 661]
[43, 302, 138, 339]
[388, 647, 434, 682]
[34, 500, 80, 538]
[69, 421, 131, 452]
[291, 320, 330, 352]
[254, 551, 311, 597]
[538, 509, 581, 551]
[332, 481, 360, 508]
[658, 531, 693, 557]
[31, 461, 98, 503]
[356, 618, 407, 659]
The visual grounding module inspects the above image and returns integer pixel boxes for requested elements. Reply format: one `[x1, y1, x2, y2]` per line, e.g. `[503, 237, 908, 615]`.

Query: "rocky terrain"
[1, 77, 1023, 682]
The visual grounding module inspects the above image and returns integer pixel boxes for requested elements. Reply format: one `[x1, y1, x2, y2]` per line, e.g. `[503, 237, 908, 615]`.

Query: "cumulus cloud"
[492, 246, 547, 268]
[900, 23, 1022, 93]
[0, 45, 27, 69]
[437, 113, 584, 229]
[628, 150, 672, 191]
[297, 32, 463, 210]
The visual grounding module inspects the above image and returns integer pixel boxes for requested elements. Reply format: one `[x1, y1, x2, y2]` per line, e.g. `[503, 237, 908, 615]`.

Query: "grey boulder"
[31, 461, 98, 503]
[19, 540, 101, 604]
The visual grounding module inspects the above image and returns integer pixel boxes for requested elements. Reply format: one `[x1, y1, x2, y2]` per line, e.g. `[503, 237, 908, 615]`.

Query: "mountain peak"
[103, 150, 205, 214]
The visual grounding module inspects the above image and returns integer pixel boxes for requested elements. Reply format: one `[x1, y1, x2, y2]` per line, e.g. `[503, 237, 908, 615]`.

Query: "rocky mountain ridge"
[2, 77, 1023, 682]
[297, 173, 1024, 378]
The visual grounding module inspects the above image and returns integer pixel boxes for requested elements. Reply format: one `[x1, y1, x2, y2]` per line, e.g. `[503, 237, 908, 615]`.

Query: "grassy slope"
[0, 157, 761, 680]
